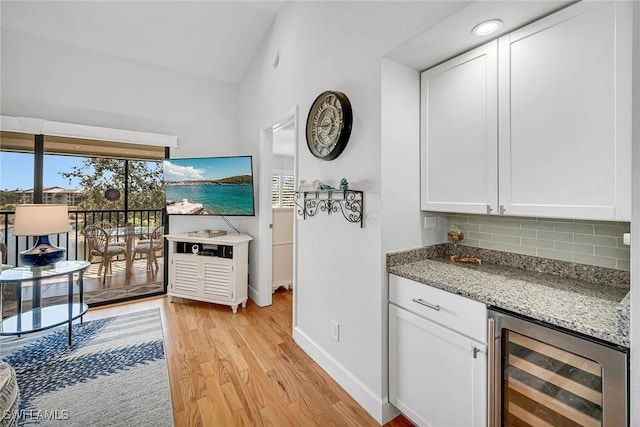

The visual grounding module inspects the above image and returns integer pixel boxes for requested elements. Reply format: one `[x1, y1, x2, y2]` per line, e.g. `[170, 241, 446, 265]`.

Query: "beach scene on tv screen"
[163, 156, 255, 215]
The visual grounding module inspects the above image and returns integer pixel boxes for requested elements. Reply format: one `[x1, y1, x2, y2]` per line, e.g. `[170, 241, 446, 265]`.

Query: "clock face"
[306, 91, 352, 160]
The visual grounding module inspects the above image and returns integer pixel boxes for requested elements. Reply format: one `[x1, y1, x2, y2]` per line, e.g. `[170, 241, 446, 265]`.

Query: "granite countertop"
[387, 244, 630, 348]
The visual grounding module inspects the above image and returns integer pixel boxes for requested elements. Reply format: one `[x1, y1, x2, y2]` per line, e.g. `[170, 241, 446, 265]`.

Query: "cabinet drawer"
[390, 274, 487, 342]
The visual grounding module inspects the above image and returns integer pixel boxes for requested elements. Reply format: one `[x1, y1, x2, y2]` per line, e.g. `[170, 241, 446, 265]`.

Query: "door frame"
[258, 107, 298, 318]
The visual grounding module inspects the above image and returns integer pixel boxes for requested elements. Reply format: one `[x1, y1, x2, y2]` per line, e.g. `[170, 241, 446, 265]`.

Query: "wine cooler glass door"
[489, 309, 627, 427]
[503, 330, 603, 426]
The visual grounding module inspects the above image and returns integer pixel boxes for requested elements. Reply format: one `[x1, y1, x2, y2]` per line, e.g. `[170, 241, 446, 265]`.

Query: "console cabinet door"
[389, 304, 487, 427]
[170, 256, 202, 298]
[202, 259, 233, 301]
[498, 1, 632, 220]
[421, 41, 498, 215]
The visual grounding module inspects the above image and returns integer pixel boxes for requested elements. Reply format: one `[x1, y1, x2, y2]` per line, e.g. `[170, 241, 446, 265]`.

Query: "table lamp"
[13, 204, 69, 267]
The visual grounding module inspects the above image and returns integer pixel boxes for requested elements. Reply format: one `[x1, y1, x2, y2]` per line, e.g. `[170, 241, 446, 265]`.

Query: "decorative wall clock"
[305, 90, 353, 160]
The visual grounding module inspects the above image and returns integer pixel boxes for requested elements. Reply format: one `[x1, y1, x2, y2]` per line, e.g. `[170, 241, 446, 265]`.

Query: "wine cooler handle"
[488, 318, 500, 427]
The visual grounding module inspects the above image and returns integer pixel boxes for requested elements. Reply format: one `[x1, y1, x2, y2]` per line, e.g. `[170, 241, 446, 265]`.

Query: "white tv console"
[165, 233, 252, 313]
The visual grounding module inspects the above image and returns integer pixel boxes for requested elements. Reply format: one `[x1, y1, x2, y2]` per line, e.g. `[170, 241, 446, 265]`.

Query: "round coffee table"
[0, 260, 90, 346]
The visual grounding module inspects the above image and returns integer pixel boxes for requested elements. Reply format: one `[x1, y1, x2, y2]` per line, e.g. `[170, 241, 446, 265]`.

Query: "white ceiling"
[387, 1, 573, 71]
[0, 1, 283, 83]
[1, 1, 574, 85]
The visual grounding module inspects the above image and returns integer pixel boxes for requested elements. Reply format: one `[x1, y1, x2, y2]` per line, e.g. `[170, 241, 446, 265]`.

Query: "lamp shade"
[13, 204, 70, 236]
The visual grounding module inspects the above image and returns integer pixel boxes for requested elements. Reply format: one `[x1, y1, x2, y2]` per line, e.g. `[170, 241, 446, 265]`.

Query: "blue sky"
[1, 152, 252, 189]
[163, 156, 253, 182]
[0, 152, 86, 190]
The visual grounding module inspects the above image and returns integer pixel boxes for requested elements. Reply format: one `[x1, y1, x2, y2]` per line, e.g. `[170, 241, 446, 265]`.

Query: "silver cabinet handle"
[411, 298, 440, 311]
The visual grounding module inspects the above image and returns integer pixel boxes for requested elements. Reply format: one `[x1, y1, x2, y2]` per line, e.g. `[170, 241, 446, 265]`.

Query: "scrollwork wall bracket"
[293, 190, 363, 228]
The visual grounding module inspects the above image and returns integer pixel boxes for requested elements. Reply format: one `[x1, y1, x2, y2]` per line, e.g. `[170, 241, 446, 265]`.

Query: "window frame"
[272, 169, 295, 209]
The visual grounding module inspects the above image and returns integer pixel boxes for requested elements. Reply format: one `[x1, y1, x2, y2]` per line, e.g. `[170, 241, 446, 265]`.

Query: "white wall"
[237, 2, 464, 422]
[272, 155, 293, 172]
[380, 59, 448, 254]
[0, 28, 248, 237]
[272, 207, 294, 290]
[1, 29, 239, 146]
[380, 58, 447, 417]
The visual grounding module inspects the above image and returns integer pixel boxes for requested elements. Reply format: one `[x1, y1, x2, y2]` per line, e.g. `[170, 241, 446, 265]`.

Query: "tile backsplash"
[447, 214, 630, 271]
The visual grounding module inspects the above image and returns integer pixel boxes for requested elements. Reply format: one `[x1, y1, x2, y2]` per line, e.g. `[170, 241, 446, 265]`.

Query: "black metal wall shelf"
[294, 190, 364, 228]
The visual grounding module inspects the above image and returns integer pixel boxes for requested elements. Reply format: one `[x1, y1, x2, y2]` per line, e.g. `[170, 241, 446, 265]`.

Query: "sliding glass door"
[1, 131, 167, 313]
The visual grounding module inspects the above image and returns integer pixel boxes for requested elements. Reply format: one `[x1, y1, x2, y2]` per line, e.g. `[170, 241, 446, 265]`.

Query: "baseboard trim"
[248, 285, 263, 306]
[293, 327, 399, 424]
[272, 279, 292, 288]
[381, 400, 401, 424]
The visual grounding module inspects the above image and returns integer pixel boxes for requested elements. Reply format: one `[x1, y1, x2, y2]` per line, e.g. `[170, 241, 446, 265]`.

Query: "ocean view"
[165, 184, 254, 216]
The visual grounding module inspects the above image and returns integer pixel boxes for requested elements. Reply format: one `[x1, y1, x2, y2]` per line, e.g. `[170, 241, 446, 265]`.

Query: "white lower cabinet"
[389, 274, 487, 427]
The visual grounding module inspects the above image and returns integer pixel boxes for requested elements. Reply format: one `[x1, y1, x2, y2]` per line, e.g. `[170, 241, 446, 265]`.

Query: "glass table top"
[110, 226, 154, 237]
[0, 260, 90, 283]
[0, 303, 88, 335]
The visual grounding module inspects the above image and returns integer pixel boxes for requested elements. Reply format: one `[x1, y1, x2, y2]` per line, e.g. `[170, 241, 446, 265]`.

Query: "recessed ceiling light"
[472, 19, 503, 36]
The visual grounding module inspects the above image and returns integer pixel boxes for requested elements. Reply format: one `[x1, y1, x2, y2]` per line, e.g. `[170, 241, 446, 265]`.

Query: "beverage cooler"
[488, 308, 628, 426]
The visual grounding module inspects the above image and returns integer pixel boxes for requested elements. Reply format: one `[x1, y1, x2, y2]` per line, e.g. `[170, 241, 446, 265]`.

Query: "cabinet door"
[498, 1, 632, 220]
[171, 256, 202, 297]
[389, 304, 487, 427]
[202, 259, 233, 301]
[421, 41, 498, 214]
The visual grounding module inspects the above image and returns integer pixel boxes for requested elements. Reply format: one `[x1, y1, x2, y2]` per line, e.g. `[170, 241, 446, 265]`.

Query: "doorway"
[271, 124, 295, 292]
[258, 109, 298, 319]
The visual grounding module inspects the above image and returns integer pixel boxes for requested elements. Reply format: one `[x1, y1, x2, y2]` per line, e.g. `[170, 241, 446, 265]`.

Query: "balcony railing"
[0, 209, 163, 267]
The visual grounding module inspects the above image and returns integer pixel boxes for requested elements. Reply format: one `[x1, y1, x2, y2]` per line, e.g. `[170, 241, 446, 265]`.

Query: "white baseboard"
[248, 285, 264, 306]
[381, 400, 401, 424]
[272, 279, 292, 288]
[293, 326, 400, 424]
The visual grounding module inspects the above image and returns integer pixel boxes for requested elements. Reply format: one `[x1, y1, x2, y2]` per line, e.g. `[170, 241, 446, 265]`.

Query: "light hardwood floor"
[84, 291, 413, 427]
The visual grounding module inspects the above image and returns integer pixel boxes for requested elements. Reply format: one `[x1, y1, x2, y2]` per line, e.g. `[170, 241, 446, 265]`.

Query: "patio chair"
[0, 243, 13, 271]
[92, 221, 126, 247]
[132, 224, 164, 276]
[84, 225, 127, 285]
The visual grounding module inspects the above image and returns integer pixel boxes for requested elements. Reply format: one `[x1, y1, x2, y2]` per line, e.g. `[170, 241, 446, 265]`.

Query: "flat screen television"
[163, 156, 255, 216]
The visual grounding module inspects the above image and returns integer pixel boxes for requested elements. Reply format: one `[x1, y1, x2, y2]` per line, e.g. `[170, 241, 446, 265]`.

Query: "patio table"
[110, 226, 154, 280]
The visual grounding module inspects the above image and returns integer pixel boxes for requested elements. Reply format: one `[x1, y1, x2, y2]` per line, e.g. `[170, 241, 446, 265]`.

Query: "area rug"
[0, 309, 173, 426]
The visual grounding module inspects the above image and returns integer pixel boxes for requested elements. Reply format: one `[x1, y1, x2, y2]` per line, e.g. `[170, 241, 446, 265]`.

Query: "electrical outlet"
[330, 320, 340, 342]
[424, 217, 437, 229]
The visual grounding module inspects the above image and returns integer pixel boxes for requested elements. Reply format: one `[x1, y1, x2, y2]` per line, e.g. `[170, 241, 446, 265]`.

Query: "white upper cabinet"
[420, 1, 632, 221]
[421, 41, 498, 215]
[498, 1, 632, 221]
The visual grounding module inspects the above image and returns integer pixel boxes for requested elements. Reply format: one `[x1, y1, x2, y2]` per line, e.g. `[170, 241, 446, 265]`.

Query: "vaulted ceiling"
[0, 1, 283, 83]
[1, 1, 573, 84]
